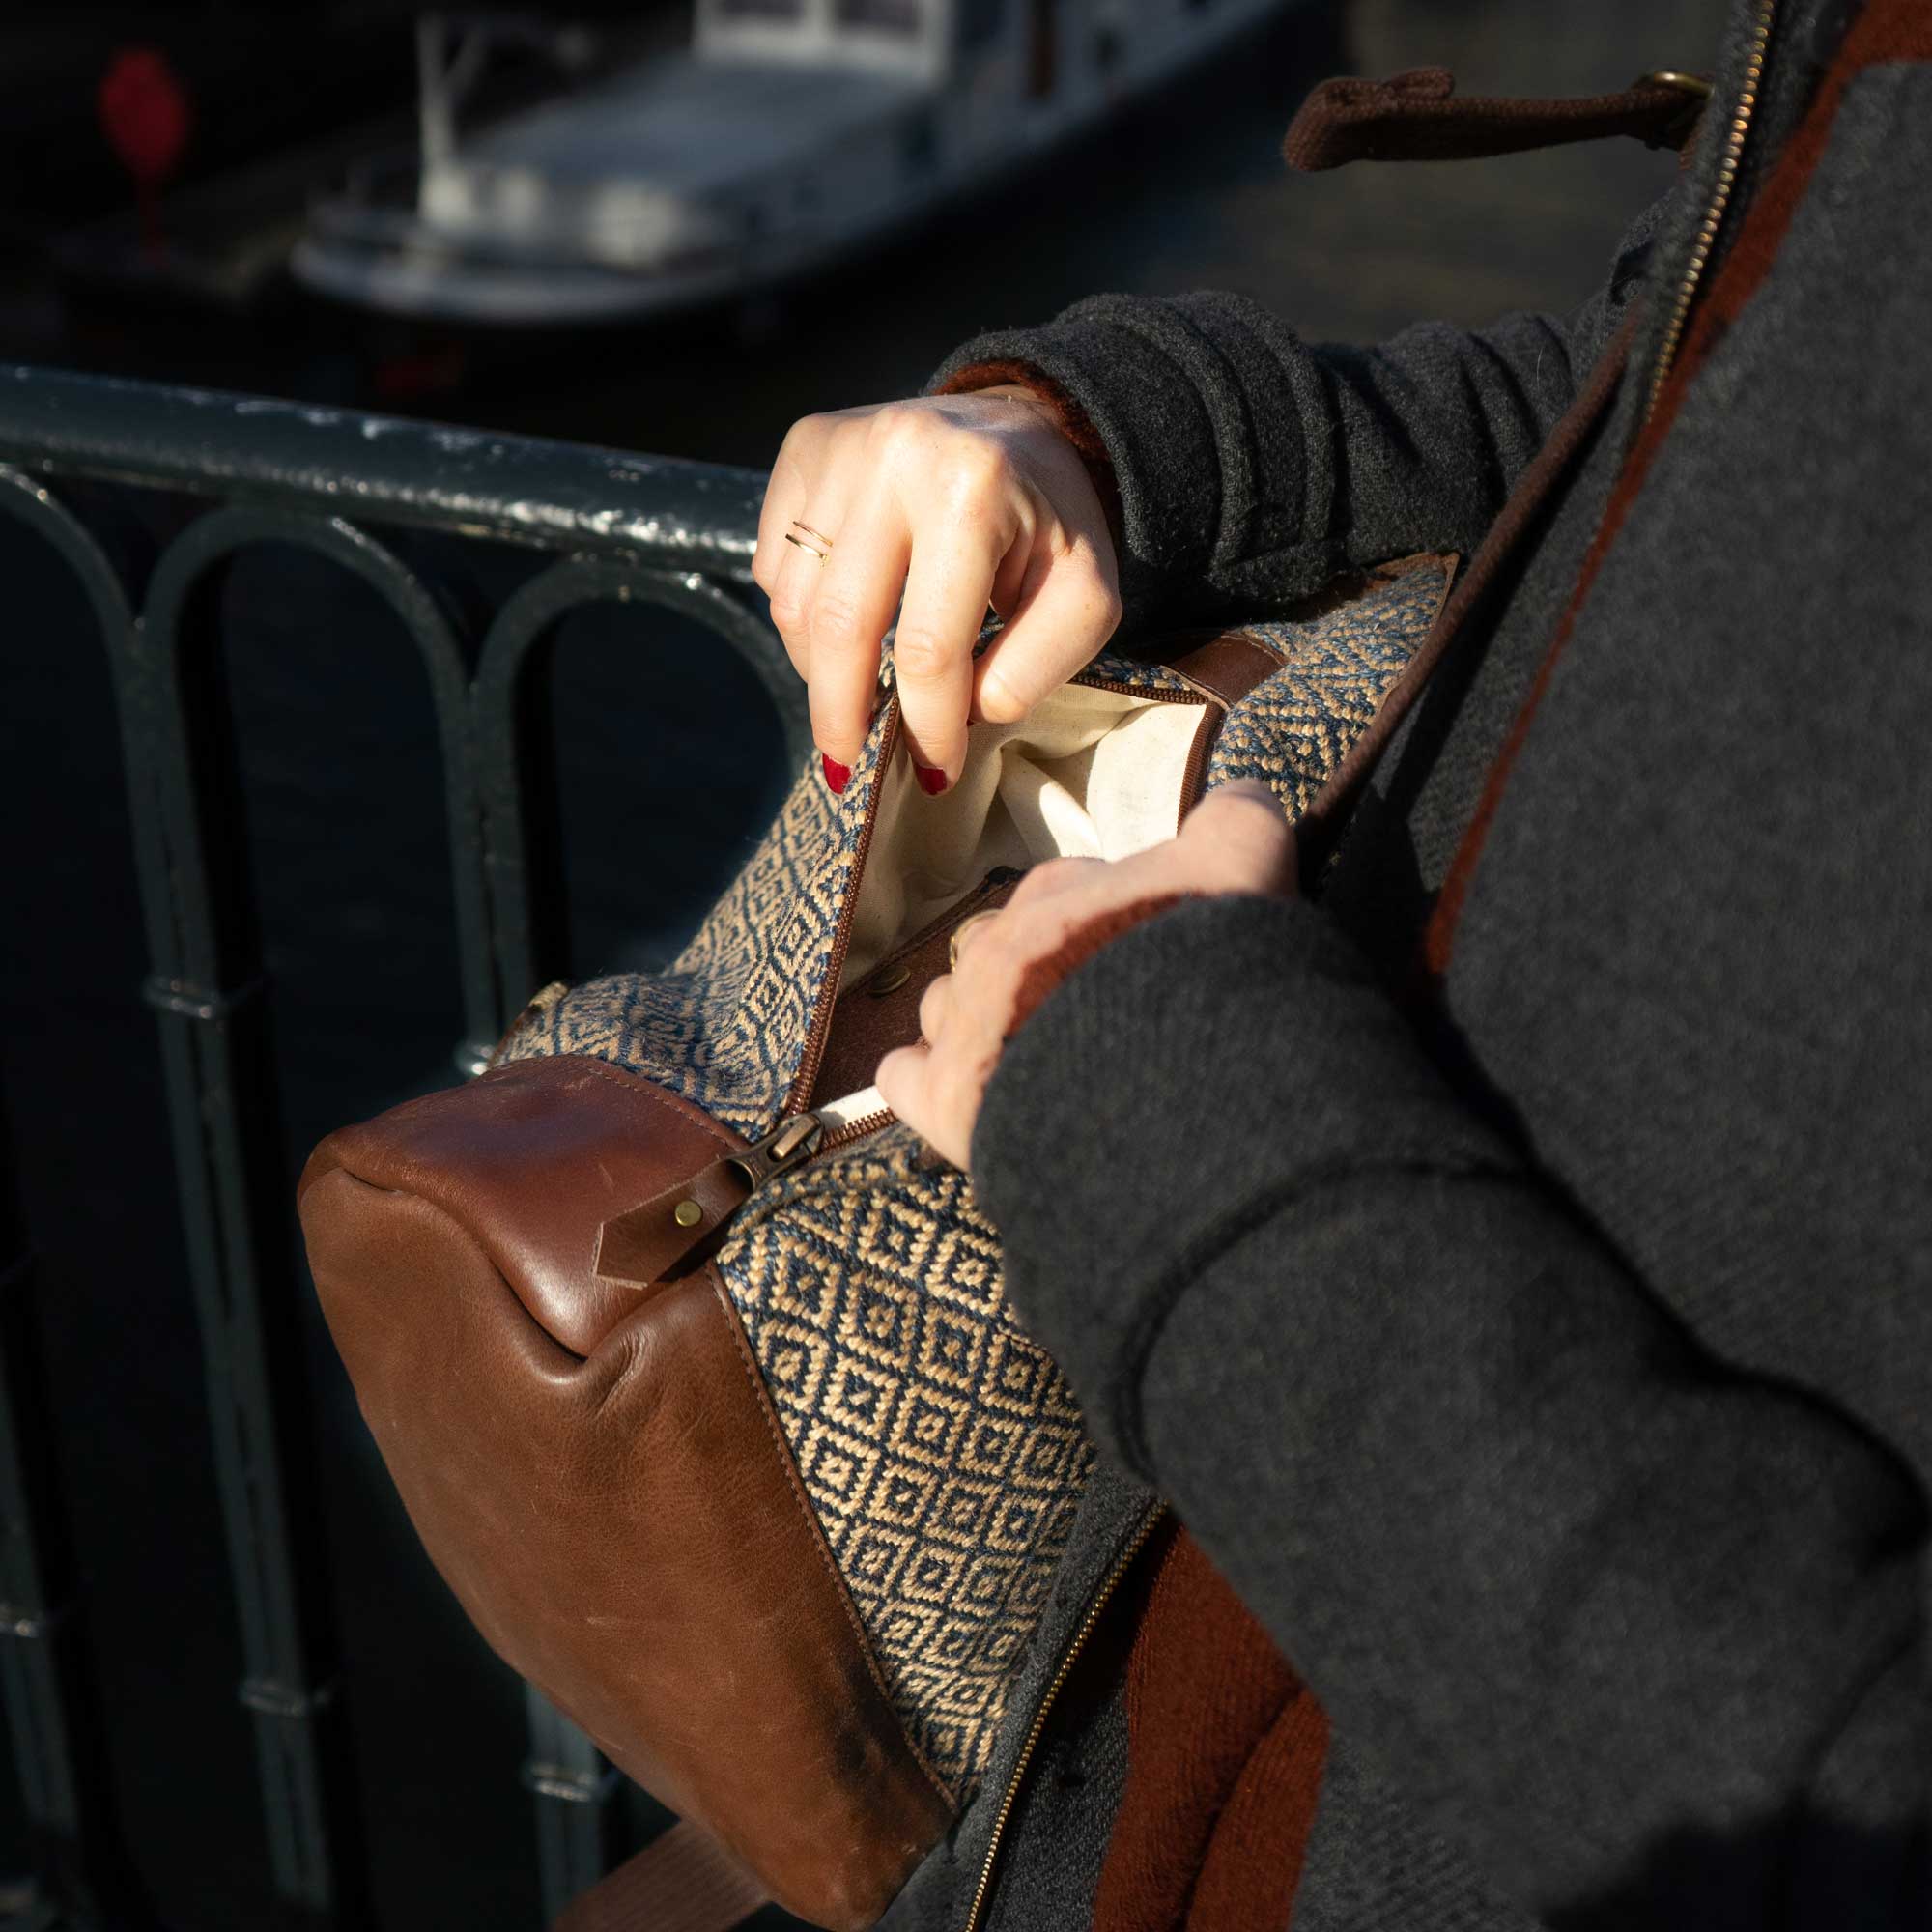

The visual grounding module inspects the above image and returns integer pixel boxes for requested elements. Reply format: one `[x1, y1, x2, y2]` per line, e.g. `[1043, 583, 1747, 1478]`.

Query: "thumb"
[1182, 781, 1296, 896]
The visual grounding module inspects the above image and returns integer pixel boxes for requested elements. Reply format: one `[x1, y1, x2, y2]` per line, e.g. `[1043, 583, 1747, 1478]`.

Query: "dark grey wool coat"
[880, 0, 1932, 1927]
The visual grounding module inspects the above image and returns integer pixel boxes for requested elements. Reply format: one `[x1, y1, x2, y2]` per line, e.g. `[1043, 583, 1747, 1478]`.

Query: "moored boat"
[294, 0, 1302, 324]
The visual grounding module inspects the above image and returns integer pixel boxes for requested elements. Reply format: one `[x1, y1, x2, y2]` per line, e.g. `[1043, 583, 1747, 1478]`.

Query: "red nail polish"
[915, 764, 949, 797]
[822, 753, 851, 795]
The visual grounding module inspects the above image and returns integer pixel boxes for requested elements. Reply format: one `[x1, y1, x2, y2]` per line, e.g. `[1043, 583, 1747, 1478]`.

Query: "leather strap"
[550, 1821, 769, 1932]
[1283, 67, 1709, 172]
[1293, 308, 1640, 889]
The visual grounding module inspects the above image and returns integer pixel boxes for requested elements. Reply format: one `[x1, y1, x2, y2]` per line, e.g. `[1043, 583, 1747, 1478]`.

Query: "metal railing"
[0, 364, 810, 1928]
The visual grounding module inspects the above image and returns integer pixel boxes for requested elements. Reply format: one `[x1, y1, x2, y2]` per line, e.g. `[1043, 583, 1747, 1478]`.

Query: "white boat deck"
[457, 52, 926, 192]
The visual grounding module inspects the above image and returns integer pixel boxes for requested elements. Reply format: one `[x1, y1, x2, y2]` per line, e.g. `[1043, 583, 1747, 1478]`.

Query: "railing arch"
[474, 551, 811, 1018]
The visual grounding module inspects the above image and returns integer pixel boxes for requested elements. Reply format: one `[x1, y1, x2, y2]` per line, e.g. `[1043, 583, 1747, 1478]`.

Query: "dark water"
[0, 1, 1723, 1925]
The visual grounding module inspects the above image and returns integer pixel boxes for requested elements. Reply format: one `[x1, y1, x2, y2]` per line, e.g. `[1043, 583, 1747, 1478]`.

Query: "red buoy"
[99, 47, 193, 257]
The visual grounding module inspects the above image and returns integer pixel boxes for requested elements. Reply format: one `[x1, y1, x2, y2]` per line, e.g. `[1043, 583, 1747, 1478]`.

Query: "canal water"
[0, 1, 1722, 1925]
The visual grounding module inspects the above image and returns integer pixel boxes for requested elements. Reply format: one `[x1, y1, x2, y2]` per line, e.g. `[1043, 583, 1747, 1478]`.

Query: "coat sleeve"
[923, 196, 1662, 627]
[969, 893, 1931, 1925]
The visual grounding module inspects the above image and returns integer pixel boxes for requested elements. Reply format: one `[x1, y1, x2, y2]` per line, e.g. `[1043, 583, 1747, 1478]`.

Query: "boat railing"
[0, 361, 808, 1928]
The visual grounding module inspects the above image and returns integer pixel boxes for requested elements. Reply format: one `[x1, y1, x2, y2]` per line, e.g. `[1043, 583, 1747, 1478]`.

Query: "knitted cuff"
[1006, 894, 1190, 1039]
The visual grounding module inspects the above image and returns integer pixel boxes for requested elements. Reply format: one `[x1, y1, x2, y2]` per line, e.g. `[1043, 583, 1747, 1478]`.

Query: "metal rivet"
[673, 1200, 702, 1228]
[870, 962, 913, 997]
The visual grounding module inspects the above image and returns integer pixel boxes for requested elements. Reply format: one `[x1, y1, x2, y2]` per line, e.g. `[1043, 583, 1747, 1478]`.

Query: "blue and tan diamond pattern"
[712, 1125, 1093, 1803]
[1205, 557, 1453, 812]
[495, 557, 1450, 1803]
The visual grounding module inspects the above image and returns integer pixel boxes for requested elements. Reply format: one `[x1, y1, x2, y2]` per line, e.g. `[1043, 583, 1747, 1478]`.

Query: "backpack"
[297, 554, 1451, 1929]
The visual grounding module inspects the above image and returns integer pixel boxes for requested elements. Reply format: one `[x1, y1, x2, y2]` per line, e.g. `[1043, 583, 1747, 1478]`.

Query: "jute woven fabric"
[717, 1126, 1090, 1801]
[1205, 559, 1453, 813]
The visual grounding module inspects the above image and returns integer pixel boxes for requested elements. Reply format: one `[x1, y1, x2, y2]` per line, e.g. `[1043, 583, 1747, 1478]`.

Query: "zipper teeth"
[818, 1108, 893, 1152]
[1074, 672, 1202, 704]
[1644, 0, 1775, 425]
[783, 699, 901, 1115]
[962, 1504, 1168, 1932]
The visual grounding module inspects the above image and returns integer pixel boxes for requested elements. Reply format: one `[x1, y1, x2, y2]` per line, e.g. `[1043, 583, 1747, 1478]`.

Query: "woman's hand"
[876, 783, 1294, 1169]
[752, 386, 1122, 796]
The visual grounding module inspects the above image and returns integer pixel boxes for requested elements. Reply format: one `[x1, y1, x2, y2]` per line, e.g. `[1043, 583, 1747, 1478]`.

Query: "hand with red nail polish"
[750, 386, 1122, 801]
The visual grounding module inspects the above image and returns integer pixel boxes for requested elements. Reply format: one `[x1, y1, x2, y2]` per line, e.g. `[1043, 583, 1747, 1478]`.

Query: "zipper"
[1642, 0, 1775, 425]
[962, 1502, 1168, 1932]
[782, 696, 903, 1116]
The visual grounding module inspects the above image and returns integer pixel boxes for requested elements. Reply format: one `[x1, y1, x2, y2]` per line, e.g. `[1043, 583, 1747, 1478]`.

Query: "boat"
[293, 0, 1301, 325]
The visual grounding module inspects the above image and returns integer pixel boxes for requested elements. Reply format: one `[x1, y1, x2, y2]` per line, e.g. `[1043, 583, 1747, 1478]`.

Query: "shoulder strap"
[550, 1820, 768, 1932]
[1283, 66, 1710, 172]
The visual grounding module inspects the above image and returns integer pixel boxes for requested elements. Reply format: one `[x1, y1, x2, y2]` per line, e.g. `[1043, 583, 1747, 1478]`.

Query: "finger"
[948, 907, 1004, 971]
[1183, 781, 1297, 895]
[1006, 854, 1104, 913]
[895, 498, 1013, 790]
[767, 447, 863, 688]
[753, 434, 810, 596]
[756, 499, 810, 683]
[972, 530, 1122, 725]
[769, 518, 834, 682]
[917, 972, 954, 1044]
[875, 1042, 939, 1143]
[880, 1042, 975, 1171]
[807, 479, 911, 774]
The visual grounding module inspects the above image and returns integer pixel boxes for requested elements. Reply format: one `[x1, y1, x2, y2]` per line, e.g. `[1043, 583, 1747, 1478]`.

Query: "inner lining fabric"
[840, 683, 1206, 992]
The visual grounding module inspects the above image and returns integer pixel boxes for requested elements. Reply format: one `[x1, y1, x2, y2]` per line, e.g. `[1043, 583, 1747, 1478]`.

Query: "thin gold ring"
[949, 909, 1002, 971]
[785, 520, 835, 564]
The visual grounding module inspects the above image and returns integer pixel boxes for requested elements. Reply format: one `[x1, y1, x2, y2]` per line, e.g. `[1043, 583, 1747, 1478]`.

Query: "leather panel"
[809, 870, 1021, 1110]
[298, 1068, 953, 1927]
[1165, 633, 1286, 709]
[304, 1057, 746, 1357]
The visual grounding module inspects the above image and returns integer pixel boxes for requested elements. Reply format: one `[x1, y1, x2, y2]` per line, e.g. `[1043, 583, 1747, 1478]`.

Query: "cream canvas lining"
[839, 681, 1207, 994]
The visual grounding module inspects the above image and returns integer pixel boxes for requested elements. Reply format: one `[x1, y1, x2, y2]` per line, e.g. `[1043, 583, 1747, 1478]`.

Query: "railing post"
[0, 1081, 158, 1931]
[130, 541, 374, 1927]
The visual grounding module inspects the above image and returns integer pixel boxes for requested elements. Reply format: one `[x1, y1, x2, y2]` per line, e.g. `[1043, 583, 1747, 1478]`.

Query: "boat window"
[835, 0, 922, 30]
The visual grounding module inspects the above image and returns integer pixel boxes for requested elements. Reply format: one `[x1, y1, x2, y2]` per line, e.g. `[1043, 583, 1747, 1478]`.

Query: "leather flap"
[298, 1057, 748, 1357]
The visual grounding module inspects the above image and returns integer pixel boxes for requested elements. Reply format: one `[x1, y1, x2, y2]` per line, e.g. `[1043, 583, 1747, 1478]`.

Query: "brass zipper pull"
[727, 1112, 827, 1190]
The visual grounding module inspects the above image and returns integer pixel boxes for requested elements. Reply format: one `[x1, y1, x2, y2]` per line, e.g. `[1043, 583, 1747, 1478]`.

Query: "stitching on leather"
[704, 1264, 956, 1811]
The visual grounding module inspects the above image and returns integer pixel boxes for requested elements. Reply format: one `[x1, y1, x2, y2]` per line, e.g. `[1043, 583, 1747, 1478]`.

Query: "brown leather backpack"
[298, 560, 1451, 1929]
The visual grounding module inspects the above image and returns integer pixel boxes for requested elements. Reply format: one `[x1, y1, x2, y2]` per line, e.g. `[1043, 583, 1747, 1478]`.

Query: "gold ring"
[949, 909, 1002, 971]
[785, 520, 835, 564]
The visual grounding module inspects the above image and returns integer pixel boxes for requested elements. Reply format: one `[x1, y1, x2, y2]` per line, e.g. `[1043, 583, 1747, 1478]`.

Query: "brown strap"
[550, 1821, 770, 1932]
[1293, 307, 1640, 891]
[1283, 67, 1709, 172]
